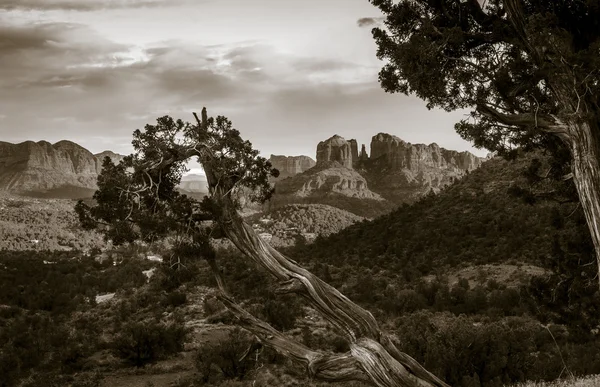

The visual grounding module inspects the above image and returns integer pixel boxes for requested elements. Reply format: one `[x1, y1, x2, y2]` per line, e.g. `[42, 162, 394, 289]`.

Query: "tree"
[76, 109, 448, 387]
[368, 0, 600, 282]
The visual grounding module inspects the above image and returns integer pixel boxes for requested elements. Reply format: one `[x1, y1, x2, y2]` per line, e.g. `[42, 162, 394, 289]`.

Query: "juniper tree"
[76, 109, 449, 387]
[369, 0, 600, 282]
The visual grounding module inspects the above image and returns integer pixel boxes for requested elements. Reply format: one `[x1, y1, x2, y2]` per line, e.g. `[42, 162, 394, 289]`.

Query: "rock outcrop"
[370, 133, 482, 173]
[272, 132, 486, 213]
[0, 140, 127, 194]
[367, 133, 486, 202]
[316, 135, 354, 169]
[179, 174, 209, 194]
[274, 161, 381, 200]
[94, 150, 126, 167]
[269, 155, 316, 178]
[269, 160, 394, 218]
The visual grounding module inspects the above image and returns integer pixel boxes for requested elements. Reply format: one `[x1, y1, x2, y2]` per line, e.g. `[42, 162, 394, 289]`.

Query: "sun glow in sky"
[0, 0, 486, 163]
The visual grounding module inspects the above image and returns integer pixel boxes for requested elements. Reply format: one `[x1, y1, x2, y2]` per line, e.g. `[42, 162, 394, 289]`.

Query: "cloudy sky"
[0, 0, 487, 167]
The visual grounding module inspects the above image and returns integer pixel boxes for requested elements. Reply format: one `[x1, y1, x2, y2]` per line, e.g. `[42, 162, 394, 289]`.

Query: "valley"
[1, 143, 599, 387]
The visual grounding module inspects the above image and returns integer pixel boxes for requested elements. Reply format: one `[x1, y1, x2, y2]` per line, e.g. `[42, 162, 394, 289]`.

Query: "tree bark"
[208, 193, 448, 387]
[569, 119, 600, 287]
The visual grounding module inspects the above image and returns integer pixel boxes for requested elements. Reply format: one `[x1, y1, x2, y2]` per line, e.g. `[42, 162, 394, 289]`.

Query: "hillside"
[0, 194, 105, 251]
[287, 151, 598, 344]
[247, 204, 365, 246]
[292, 154, 568, 278]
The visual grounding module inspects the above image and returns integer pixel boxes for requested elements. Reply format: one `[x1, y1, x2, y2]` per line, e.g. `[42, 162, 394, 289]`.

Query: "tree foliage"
[75, 113, 278, 253]
[370, 0, 600, 284]
[370, 0, 599, 155]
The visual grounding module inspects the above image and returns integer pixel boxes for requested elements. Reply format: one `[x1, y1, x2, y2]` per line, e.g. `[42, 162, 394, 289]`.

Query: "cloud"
[357, 17, 384, 27]
[0, 0, 189, 11]
[0, 19, 485, 160]
[0, 21, 378, 151]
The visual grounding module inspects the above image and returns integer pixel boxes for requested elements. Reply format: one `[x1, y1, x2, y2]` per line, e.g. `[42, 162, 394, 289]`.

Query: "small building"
[146, 254, 164, 263]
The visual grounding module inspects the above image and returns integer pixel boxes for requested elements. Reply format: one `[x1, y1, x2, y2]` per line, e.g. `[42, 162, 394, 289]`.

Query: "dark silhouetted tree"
[369, 0, 600, 283]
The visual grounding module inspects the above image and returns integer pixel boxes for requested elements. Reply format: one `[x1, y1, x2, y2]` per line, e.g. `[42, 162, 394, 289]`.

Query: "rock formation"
[359, 144, 369, 162]
[316, 135, 355, 169]
[349, 139, 359, 166]
[370, 133, 482, 173]
[274, 161, 381, 200]
[0, 140, 127, 194]
[94, 150, 126, 167]
[366, 133, 486, 202]
[269, 155, 316, 178]
[271, 132, 486, 213]
[179, 174, 209, 194]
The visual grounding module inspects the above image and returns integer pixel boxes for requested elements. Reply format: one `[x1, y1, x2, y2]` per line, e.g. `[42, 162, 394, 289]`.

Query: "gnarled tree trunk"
[195, 108, 449, 387]
[569, 119, 600, 286]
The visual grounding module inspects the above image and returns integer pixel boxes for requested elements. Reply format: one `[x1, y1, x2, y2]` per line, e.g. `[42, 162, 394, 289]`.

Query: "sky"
[0, 0, 487, 174]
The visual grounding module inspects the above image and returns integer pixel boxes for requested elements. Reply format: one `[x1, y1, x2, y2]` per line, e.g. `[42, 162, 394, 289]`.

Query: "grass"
[512, 375, 600, 387]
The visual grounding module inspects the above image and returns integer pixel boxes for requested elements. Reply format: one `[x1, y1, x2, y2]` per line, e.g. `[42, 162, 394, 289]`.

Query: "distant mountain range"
[0, 134, 485, 207]
[268, 133, 487, 217]
[0, 140, 207, 198]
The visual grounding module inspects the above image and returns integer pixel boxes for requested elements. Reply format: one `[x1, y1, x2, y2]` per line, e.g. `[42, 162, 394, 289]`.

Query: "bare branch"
[477, 104, 572, 144]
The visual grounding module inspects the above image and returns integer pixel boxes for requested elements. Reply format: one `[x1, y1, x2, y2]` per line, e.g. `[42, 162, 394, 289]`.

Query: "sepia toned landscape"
[1, 1, 600, 387]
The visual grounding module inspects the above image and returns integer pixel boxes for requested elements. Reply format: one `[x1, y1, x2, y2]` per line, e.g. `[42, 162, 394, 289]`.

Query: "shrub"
[111, 319, 188, 367]
[261, 295, 303, 331]
[164, 291, 187, 308]
[195, 327, 255, 383]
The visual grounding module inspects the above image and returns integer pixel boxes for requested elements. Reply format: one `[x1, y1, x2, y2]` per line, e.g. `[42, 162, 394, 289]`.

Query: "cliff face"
[0, 140, 125, 193]
[370, 133, 483, 173]
[367, 133, 485, 202]
[316, 135, 354, 169]
[94, 150, 126, 169]
[269, 155, 316, 178]
[272, 132, 486, 212]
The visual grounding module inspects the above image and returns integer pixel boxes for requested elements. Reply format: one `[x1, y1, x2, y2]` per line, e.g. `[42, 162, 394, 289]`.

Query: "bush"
[261, 295, 303, 331]
[393, 311, 565, 386]
[111, 319, 188, 367]
[195, 327, 255, 383]
[164, 291, 187, 308]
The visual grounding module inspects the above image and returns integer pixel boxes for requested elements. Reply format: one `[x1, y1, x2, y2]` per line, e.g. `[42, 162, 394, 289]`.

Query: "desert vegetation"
[2, 1, 600, 386]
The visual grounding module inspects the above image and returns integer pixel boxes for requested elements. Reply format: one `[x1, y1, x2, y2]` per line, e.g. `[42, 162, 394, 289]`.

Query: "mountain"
[292, 152, 579, 280]
[0, 140, 127, 197]
[0, 140, 210, 199]
[177, 173, 209, 200]
[268, 155, 315, 179]
[364, 133, 485, 202]
[269, 133, 486, 217]
[268, 160, 395, 218]
[179, 174, 208, 192]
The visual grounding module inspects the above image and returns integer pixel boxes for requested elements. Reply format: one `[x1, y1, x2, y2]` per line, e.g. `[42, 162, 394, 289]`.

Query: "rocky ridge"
[269, 155, 316, 179]
[0, 140, 127, 193]
[271, 133, 486, 216]
[274, 161, 381, 200]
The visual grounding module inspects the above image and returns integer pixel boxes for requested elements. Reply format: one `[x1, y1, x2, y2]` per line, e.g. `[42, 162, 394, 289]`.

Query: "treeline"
[0, 196, 104, 251]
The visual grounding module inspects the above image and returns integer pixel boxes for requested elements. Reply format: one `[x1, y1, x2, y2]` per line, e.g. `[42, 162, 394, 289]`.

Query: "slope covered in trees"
[293, 153, 586, 279]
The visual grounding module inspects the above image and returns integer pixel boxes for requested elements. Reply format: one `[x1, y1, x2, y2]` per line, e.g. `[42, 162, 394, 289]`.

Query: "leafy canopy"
[370, 0, 600, 155]
[76, 111, 279, 251]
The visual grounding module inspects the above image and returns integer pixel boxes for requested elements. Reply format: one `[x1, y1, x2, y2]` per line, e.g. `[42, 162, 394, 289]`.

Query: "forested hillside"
[293, 153, 585, 279]
[2, 152, 599, 387]
[0, 195, 105, 251]
[280, 152, 600, 385]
